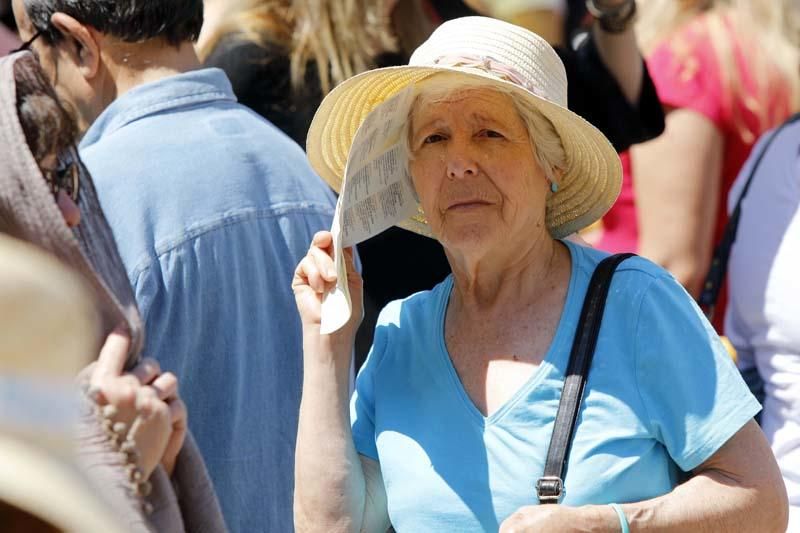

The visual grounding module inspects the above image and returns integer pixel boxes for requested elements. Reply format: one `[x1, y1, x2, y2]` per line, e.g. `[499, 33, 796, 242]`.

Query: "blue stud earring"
[550, 181, 559, 193]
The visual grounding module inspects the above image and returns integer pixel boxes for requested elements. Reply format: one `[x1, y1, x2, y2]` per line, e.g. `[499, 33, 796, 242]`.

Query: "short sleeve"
[647, 22, 725, 129]
[560, 35, 665, 152]
[350, 320, 389, 461]
[634, 275, 761, 472]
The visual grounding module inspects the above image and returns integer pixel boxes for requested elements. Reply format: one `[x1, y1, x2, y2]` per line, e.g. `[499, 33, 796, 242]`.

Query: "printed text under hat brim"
[307, 16, 622, 239]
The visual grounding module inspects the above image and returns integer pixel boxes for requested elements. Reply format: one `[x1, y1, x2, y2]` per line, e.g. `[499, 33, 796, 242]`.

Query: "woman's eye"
[423, 134, 446, 144]
[480, 129, 504, 139]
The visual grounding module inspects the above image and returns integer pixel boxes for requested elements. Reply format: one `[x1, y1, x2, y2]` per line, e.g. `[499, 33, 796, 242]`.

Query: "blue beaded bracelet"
[609, 503, 630, 533]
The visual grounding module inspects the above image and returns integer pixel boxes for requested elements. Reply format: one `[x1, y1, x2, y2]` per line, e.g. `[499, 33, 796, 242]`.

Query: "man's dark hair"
[23, 0, 203, 46]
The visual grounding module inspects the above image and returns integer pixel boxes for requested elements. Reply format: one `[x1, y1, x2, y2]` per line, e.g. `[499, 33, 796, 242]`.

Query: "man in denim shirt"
[14, 0, 336, 530]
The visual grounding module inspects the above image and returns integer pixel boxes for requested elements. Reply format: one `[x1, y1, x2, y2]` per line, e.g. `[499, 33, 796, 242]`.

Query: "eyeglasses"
[11, 30, 45, 54]
[44, 146, 81, 203]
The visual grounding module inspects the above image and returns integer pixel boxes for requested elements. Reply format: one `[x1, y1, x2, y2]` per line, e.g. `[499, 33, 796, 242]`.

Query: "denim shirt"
[80, 68, 336, 532]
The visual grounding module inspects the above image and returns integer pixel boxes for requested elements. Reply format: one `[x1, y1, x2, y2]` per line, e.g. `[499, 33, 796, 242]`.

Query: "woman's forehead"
[411, 86, 520, 126]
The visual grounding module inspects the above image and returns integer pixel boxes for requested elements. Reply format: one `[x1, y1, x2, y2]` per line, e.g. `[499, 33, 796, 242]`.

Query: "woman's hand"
[89, 329, 185, 479]
[292, 231, 363, 345]
[152, 371, 187, 477]
[500, 505, 615, 533]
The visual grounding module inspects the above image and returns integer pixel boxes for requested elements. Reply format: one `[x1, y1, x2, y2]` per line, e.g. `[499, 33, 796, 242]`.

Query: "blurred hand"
[292, 231, 363, 345]
[591, 0, 632, 9]
[499, 506, 584, 532]
[462, 0, 491, 15]
[89, 329, 184, 479]
[146, 370, 187, 477]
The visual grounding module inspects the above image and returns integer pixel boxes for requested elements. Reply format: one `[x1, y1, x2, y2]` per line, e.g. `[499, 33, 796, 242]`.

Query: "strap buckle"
[535, 476, 564, 503]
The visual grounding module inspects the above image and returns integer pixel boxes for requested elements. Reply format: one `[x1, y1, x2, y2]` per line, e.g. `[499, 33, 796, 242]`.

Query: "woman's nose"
[56, 190, 82, 227]
[445, 141, 478, 180]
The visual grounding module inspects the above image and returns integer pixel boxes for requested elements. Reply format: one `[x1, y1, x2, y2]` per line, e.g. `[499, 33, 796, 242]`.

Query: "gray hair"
[22, 0, 204, 46]
[404, 74, 567, 185]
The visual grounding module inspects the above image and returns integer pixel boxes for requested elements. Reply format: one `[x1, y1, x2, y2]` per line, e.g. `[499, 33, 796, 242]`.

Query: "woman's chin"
[439, 222, 501, 253]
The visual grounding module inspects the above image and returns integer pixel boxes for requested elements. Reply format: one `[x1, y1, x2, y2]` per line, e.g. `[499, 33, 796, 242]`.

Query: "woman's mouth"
[447, 200, 492, 211]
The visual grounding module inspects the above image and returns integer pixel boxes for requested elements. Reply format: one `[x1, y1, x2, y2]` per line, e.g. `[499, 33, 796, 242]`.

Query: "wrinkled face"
[408, 87, 549, 253]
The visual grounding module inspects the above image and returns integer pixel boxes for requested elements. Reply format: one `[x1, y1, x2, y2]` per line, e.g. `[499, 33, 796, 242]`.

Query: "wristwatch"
[585, 0, 637, 34]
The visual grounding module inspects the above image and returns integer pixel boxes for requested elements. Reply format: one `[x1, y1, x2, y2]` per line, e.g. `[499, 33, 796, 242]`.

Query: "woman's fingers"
[129, 387, 172, 480]
[343, 247, 359, 277]
[161, 397, 188, 477]
[168, 397, 188, 429]
[135, 385, 170, 422]
[130, 357, 161, 386]
[293, 233, 340, 292]
[90, 327, 132, 391]
[297, 254, 336, 294]
[308, 245, 337, 281]
[311, 231, 333, 251]
[150, 372, 179, 402]
[297, 256, 324, 293]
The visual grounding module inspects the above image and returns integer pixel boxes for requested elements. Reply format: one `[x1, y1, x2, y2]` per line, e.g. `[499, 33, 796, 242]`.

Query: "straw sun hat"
[0, 235, 124, 533]
[307, 16, 622, 239]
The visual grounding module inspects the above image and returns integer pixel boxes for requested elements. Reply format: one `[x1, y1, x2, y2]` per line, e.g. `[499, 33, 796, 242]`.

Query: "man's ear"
[49, 12, 101, 79]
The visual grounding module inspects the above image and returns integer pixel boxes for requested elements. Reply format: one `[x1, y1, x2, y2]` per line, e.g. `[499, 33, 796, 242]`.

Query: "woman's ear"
[49, 12, 101, 79]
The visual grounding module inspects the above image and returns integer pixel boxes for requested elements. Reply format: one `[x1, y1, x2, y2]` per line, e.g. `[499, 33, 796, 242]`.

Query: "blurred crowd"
[0, 0, 799, 532]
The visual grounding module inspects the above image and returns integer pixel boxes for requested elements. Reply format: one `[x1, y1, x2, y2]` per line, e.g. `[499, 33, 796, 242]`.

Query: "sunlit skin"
[405, 87, 575, 420]
[408, 87, 554, 277]
[37, 153, 81, 227]
[55, 190, 80, 227]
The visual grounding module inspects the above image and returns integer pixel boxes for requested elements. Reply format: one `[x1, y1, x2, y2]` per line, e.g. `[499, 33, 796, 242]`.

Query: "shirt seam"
[127, 203, 334, 280]
[679, 396, 761, 471]
[370, 314, 393, 378]
[632, 275, 662, 434]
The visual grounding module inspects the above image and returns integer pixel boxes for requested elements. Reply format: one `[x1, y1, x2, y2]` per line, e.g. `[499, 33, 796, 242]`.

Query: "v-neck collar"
[434, 240, 582, 426]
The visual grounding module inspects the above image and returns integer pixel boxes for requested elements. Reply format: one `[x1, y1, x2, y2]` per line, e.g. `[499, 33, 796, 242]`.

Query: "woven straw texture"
[307, 16, 621, 239]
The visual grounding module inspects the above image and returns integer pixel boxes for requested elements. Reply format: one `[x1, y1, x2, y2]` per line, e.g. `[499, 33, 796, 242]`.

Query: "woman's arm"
[633, 109, 724, 296]
[591, 0, 644, 105]
[501, 421, 788, 532]
[622, 420, 788, 532]
[293, 232, 390, 533]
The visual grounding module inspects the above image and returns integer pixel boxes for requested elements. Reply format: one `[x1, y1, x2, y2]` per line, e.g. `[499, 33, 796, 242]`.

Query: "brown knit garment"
[0, 52, 227, 533]
[0, 52, 143, 365]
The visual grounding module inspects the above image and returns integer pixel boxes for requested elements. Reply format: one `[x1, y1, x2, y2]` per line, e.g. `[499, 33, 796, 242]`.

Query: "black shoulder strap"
[698, 113, 800, 321]
[536, 252, 635, 504]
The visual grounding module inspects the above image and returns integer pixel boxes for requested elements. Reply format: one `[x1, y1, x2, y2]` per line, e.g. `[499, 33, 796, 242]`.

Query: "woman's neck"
[447, 233, 569, 320]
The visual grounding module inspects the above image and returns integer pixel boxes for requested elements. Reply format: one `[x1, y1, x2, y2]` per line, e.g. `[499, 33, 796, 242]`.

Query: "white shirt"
[726, 119, 800, 530]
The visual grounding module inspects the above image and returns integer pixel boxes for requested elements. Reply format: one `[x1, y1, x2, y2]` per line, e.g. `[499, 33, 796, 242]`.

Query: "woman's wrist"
[302, 330, 355, 373]
[586, 0, 637, 34]
[571, 504, 627, 532]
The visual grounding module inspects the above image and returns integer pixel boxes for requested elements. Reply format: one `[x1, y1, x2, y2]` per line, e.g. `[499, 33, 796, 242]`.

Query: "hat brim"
[307, 65, 621, 239]
[0, 436, 126, 533]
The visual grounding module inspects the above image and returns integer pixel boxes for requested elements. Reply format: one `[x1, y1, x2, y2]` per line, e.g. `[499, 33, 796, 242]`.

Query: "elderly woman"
[0, 51, 226, 532]
[293, 16, 787, 533]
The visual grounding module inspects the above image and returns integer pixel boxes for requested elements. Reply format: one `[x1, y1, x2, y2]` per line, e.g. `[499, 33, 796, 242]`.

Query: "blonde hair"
[198, 0, 397, 95]
[405, 74, 567, 185]
[636, 0, 800, 143]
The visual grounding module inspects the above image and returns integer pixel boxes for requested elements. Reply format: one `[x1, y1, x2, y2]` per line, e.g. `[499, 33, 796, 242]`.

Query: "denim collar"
[80, 68, 236, 149]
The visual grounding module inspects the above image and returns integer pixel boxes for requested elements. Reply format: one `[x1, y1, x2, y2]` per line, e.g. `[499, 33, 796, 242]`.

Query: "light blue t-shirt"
[351, 240, 760, 532]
